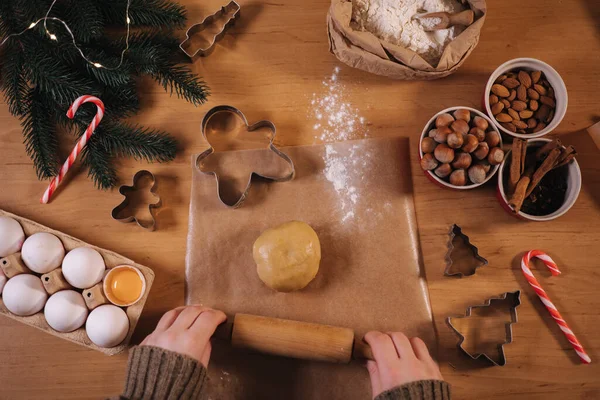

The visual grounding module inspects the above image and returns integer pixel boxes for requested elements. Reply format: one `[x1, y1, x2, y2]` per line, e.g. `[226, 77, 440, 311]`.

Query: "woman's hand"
[141, 305, 226, 367]
[364, 331, 443, 399]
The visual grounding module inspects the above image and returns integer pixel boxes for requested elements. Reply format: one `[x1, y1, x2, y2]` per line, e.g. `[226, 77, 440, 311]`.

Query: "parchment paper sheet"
[327, 0, 487, 80]
[185, 137, 435, 399]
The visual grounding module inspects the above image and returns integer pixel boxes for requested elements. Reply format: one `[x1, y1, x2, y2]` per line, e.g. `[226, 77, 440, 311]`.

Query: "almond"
[507, 108, 520, 121]
[533, 122, 546, 133]
[519, 110, 534, 119]
[536, 104, 551, 121]
[527, 118, 537, 129]
[501, 122, 517, 132]
[501, 78, 520, 89]
[540, 96, 556, 107]
[496, 113, 512, 123]
[495, 74, 507, 84]
[492, 84, 510, 97]
[533, 84, 547, 96]
[507, 89, 517, 101]
[517, 85, 527, 101]
[527, 88, 540, 100]
[547, 87, 555, 98]
[489, 94, 499, 105]
[511, 101, 527, 111]
[518, 71, 532, 88]
[547, 109, 555, 123]
[517, 129, 526, 134]
[513, 120, 528, 130]
[529, 99, 539, 111]
[501, 99, 511, 108]
[531, 70, 542, 83]
[491, 102, 504, 115]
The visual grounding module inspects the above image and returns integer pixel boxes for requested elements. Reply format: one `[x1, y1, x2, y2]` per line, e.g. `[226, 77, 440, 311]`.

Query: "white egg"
[21, 232, 65, 274]
[2, 274, 48, 316]
[0, 216, 25, 257]
[0, 269, 6, 294]
[62, 247, 105, 289]
[44, 290, 88, 332]
[86, 305, 129, 348]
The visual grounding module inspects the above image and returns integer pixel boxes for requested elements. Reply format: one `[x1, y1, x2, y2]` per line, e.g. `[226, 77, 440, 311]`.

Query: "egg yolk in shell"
[105, 266, 143, 305]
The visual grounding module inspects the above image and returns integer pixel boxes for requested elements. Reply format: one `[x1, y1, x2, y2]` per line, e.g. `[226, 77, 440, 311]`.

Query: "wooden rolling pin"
[214, 314, 374, 363]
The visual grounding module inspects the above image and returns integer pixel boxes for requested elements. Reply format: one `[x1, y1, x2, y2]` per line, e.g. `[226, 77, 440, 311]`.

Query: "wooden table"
[1, 0, 598, 398]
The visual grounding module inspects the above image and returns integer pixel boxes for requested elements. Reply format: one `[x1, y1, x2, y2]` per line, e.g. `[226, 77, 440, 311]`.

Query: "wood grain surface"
[0, 0, 598, 398]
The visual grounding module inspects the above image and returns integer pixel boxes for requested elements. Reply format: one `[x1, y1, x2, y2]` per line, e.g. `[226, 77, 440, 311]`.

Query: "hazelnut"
[428, 129, 438, 138]
[433, 127, 451, 143]
[434, 163, 452, 178]
[420, 153, 438, 171]
[462, 134, 479, 153]
[473, 116, 489, 130]
[453, 109, 470, 122]
[421, 137, 437, 153]
[484, 131, 501, 147]
[477, 160, 491, 173]
[474, 142, 490, 160]
[488, 147, 505, 165]
[469, 127, 485, 142]
[468, 164, 487, 184]
[452, 152, 472, 169]
[449, 169, 467, 186]
[434, 144, 455, 164]
[451, 119, 470, 135]
[447, 132, 464, 149]
[435, 113, 454, 128]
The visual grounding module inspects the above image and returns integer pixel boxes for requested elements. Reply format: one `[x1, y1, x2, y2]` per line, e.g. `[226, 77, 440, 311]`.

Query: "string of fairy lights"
[0, 0, 131, 70]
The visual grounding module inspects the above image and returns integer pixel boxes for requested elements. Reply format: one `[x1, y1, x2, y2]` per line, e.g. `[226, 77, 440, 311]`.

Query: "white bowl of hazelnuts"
[419, 107, 504, 189]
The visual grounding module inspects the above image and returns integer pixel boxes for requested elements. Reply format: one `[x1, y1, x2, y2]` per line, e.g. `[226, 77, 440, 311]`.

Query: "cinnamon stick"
[525, 148, 562, 198]
[534, 139, 561, 160]
[520, 140, 527, 174]
[554, 145, 577, 168]
[509, 167, 534, 213]
[508, 139, 524, 195]
[554, 153, 576, 169]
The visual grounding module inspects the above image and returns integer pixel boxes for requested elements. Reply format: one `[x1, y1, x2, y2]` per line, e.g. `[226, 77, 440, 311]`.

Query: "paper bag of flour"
[327, 0, 487, 80]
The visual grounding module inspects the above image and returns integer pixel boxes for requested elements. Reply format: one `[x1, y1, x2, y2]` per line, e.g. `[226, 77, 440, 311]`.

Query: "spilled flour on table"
[310, 66, 368, 143]
[323, 143, 372, 224]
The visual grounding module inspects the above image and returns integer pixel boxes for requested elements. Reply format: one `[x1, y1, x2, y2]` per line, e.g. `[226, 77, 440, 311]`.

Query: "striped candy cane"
[521, 250, 591, 364]
[41, 95, 105, 204]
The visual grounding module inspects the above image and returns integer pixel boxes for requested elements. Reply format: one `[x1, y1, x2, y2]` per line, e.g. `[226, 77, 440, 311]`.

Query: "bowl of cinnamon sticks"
[497, 138, 580, 221]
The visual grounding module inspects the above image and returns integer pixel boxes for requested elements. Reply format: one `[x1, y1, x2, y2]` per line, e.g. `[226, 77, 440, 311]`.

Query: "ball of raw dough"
[2, 274, 48, 316]
[253, 221, 321, 292]
[0, 216, 25, 257]
[21, 232, 65, 274]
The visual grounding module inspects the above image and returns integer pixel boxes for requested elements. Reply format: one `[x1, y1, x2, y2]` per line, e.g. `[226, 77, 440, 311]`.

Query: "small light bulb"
[29, 22, 38, 29]
[126, 17, 131, 24]
[49, 33, 57, 40]
[93, 62, 103, 68]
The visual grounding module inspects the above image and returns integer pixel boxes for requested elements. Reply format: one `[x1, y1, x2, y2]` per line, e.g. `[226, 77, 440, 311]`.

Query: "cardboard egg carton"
[0, 209, 155, 355]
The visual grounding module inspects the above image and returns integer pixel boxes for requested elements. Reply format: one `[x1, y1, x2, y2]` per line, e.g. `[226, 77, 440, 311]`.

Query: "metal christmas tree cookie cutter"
[179, 1, 240, 58]
[111, 170, 161, 231]
[444, 224, 489, 277]
[447, 291, 521, 367]
[195, 105, 295, 209]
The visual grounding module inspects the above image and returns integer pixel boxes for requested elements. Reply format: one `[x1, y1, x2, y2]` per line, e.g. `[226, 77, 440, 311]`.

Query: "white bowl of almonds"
[484, 58, 568, 139]
[419, 107, 504, 190]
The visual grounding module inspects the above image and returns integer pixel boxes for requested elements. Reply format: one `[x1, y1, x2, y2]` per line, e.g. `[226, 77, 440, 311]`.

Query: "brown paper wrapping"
[327, 0, 487, 80]
[185, 137, 435, 399]
[0, 209, 155, 355]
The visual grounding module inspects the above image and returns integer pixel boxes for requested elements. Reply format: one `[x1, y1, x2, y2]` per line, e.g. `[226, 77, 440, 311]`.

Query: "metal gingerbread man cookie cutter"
[111, 170, 161, 231]
[195, 105, 295, 209]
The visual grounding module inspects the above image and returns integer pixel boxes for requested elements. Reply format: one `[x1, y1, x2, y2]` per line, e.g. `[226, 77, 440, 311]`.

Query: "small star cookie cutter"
[444, 224, 488, 277]
[111, 170, 161, 231]
[195, 105, 295, 209]
[446, 291, 521, 367]
[179, 1, 240, 58]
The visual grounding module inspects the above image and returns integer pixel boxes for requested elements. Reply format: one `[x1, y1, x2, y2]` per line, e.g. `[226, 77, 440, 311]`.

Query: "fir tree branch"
[150, 63, 209, 106]
[0, 39, 30, 116]
[95, 120, 177, 162]
[21, 87, 60, 179]
[61, 0, 104, 43]
[82, 136, 117, 189]
[100, 0, 186, 28]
